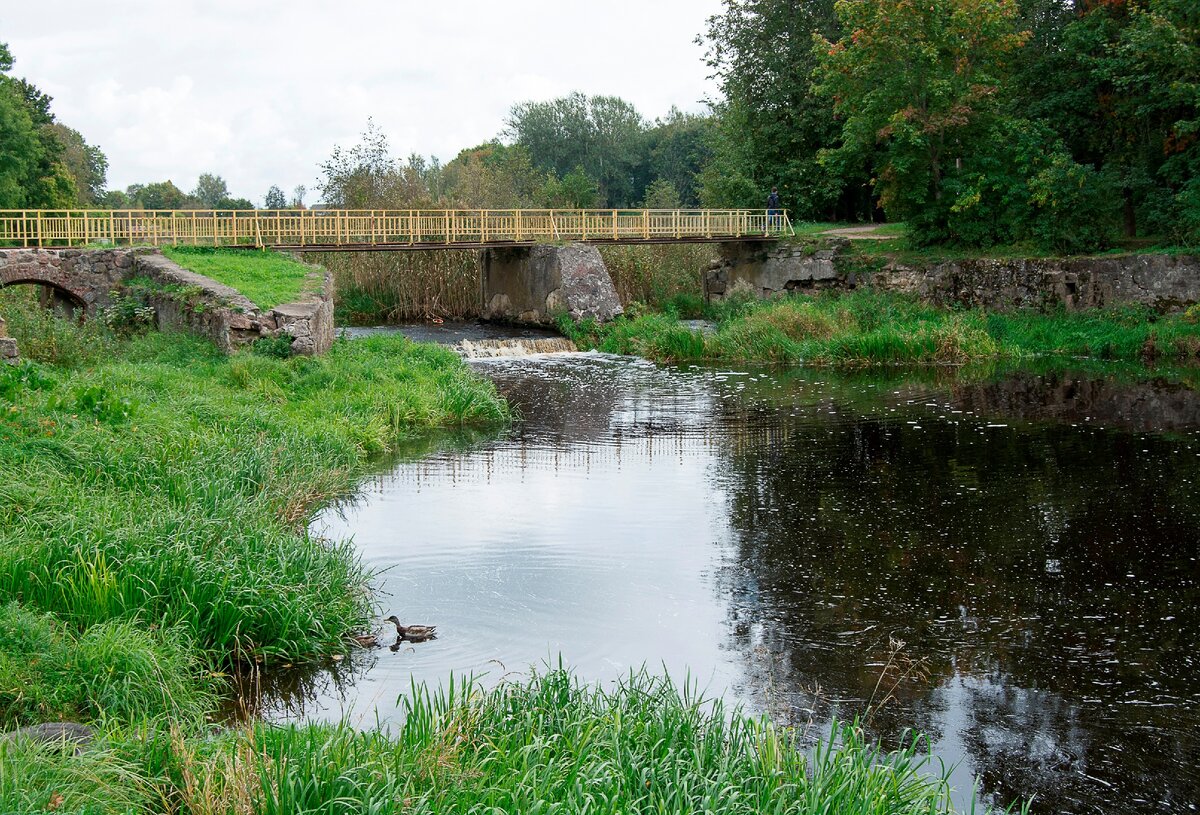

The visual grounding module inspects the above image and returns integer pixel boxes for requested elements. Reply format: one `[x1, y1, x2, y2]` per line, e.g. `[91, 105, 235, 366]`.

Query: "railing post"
[35, 210, 42, 248]
[21, 210, 28, 247]
[582, 210, 588, 241]
[109, 210, 115, 246]
[516, 209, 522, 241]
[612, 209, 618, 240]
[300, 210, 305, 247]
[642, 210, 649, 239]
[672, 210, 679, 240]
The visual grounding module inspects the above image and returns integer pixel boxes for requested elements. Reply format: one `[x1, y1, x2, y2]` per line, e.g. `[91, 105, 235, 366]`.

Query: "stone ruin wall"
[0, 248, 334, 357]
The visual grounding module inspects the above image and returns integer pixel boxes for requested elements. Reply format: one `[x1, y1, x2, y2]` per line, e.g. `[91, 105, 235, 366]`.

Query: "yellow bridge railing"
[0, 209, 793, 251]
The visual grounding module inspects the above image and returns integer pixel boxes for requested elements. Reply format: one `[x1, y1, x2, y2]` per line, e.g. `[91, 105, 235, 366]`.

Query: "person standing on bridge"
[767, 187, 782, 232]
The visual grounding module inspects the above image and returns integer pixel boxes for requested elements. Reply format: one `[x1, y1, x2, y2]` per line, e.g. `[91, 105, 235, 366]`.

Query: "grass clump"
[161, 246, 316, 310]
[151, 668, 996, 814]
[563, 289, 1200, 366]
[0, 602, 212, 727]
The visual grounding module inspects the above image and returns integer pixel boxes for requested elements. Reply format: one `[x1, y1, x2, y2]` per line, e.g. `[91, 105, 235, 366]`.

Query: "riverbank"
[560, 290, 1200, 365]
[0, 294, 1002, 813]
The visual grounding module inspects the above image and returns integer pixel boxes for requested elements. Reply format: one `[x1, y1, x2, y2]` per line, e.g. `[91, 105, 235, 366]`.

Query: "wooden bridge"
[0, 209, 793, 252]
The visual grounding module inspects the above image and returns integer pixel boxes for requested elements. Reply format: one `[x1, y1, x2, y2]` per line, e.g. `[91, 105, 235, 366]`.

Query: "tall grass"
[0, 602, 213, 726]
[322, 243, 713, 324]
[155, 668, 1000, 815]
[319, 250, 481, 324]
[563, 289, 1200, 366]
[0, 315, 508, 665]
[598, 243, 711, 308]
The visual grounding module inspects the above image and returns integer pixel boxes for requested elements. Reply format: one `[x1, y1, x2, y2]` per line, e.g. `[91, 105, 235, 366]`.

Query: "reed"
[318, 250, 481, 324]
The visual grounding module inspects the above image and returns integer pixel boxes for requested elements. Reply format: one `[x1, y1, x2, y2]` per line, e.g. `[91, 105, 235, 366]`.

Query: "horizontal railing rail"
[0, 209, 793, 250]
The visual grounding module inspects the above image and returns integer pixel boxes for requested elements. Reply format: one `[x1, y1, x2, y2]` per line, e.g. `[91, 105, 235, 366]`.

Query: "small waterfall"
[457, 337, 579, 359]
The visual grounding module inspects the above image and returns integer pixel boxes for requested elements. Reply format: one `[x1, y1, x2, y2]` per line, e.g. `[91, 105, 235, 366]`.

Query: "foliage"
[0, 287, 116, 367]
[506, 92, 647, 207]
[699, 0, 863, 219]
[161, 247, 315, 310]
[0, 41, 86, 208]
[815, 0, 1030, 227]
[263, 184, 287, 209]
[562, 289, 1200, 365]
[97, 291, 157, 338]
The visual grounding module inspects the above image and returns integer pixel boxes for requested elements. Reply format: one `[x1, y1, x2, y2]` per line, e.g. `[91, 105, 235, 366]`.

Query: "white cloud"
[3, 0, 723, 204]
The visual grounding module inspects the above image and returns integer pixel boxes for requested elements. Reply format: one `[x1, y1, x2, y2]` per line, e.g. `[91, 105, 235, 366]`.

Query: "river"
[292, 328, 1199, 814]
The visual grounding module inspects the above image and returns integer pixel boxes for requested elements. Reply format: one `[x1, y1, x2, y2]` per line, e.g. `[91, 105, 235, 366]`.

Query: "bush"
[97, 291, 156, 337]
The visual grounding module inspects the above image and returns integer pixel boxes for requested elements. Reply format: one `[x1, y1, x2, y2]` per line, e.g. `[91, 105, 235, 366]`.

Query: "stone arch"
[0, 270, 90, 314]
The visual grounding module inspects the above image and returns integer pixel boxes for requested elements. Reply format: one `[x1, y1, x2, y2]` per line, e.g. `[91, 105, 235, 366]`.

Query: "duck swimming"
[384, 615, 437, 642]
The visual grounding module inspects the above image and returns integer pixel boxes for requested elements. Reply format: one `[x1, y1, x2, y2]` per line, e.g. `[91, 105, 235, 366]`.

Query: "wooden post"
[35, 211, 42, 248]
[612, 209, 618, 240]
[642, 210, 649, 239]
[672, 210, 679, 240]
[582, 210, 588, 241]
[445, 210, 451, 244]
[516, 209, 523, 241]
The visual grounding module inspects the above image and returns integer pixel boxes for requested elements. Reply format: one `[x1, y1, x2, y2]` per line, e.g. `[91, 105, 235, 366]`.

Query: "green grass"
[161, 246, 316, 310]
[0, 602, 213, 727]
[0, 668, 1007, 815]
[0, 297, 508, 666]
[562, 290, 1200, 366]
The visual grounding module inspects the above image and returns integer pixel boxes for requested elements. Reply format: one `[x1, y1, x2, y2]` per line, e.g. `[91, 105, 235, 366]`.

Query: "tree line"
[701, 0, 1198, 252]
[5, 0, 1196, 254]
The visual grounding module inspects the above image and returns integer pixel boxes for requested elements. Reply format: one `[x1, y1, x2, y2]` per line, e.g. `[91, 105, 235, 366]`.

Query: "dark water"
[303, 352, 1200, 814]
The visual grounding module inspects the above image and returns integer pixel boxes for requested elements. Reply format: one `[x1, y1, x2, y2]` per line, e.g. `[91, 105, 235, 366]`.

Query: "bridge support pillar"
[704, 239, 848, 302]
[480, 243, 623, 326]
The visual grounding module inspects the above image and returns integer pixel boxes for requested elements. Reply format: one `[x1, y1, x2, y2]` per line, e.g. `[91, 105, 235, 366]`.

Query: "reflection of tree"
[714, 388, 1200, 813]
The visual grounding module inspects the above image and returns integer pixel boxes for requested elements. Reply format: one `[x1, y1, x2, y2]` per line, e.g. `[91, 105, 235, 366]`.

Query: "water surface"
[305, 351, 1200, 814]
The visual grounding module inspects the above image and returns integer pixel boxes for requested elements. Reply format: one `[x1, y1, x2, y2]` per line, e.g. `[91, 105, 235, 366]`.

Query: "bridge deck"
[0, 209, 793, 251]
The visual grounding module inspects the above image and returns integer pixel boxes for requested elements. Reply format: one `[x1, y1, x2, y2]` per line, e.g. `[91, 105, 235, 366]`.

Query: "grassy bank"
[162, 247, 316, 310]
[1, 290, 507, 667]
[562, 290, 1200, 365]
[0, 668, 1001, 814]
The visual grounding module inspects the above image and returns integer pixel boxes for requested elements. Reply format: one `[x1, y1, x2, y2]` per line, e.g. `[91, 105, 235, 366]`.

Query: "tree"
[538, 167, 600, 208]
[129, 180, 189, 210]
[0, 40, 77, 208]
[48, 125, 108, 205]
[700, 0, 863, 218]
[644, 108, 714, 207]
[292, 185, 306, 208]
[816, 0, 1030, 220]
[506, 93, 647, 207]
[192, 173, 231, 208]
[641, 177, 683, 209]
[442, 141, 542, 208]
[264, 185, 287, 209]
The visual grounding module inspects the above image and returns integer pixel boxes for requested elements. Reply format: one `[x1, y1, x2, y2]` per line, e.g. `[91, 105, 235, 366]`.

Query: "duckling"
[351, 631, 379, 648]
[384, 615, 437, 642]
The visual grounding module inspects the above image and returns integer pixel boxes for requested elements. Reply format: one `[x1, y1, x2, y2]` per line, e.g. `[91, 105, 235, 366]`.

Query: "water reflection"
[304, 355, 1199, 813]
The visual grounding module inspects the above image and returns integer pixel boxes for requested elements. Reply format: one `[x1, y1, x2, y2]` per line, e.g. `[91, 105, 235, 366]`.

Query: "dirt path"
[820, 224, 896, 240]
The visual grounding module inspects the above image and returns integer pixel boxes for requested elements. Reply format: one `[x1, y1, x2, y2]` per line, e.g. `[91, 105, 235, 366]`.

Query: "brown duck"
[385, 615, 437, 642]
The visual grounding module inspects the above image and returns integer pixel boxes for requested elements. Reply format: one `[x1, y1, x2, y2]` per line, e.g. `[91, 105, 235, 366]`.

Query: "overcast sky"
[3, 1, 725, 205]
